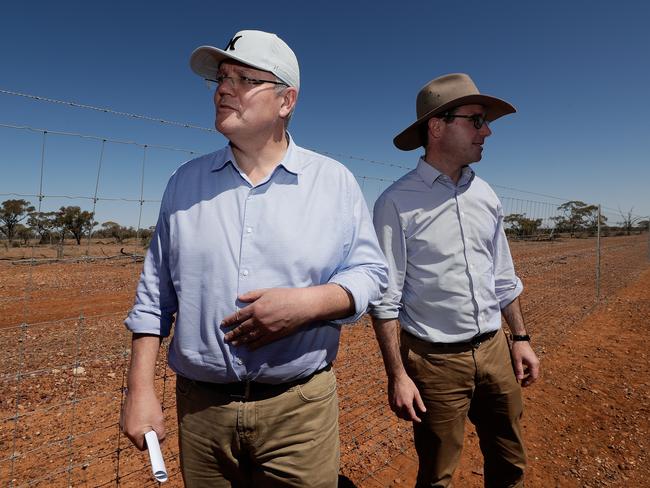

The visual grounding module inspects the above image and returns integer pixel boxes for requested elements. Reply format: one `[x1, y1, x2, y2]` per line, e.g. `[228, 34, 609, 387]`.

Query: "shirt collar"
[457, 165, 475, 187]
[416, 157, 443, 188]
[416, 157, 475, 188]
[275, 132, 303, 175]
[210, 132, 303, 175]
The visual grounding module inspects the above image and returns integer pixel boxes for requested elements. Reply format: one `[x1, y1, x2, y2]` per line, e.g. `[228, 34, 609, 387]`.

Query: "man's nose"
[480, 122, 492, 137]
[216, 77, 236, 96]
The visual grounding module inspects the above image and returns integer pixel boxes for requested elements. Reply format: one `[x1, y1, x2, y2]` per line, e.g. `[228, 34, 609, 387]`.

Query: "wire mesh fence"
[1, 123, 649, 487]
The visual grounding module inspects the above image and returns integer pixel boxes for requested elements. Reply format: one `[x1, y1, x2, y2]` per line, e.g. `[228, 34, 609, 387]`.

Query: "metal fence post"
[596, 204, 601, 302]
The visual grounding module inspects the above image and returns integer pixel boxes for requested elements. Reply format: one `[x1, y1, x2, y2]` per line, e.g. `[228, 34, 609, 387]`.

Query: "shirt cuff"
[327, 275, 371, 324]
[497, 278, 524, 309]
[368, 304, 400, 320]
[124, 307, 174, 337]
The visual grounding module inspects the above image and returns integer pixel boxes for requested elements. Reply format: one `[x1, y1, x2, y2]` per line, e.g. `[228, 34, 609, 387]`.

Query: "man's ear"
[279, 87, 298, 118]
[428, 117, 444, 139]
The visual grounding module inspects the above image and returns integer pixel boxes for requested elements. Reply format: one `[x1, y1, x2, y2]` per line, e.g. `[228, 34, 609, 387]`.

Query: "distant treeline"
[0, 199, 154, 247]
[503, 201, 649, 239]
[1, 198, 647, 247]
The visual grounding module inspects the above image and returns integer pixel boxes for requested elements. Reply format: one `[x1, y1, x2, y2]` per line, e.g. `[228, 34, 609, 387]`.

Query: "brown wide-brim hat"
[394, 73, 516, 151]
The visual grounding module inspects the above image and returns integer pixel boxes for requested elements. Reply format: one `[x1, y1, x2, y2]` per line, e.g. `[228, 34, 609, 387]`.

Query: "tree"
[0, 199, 35, 243]
[27, 211, 58, 244]
[636, 219, 650, 232]
[14, 224, 35, 246]
[618, 208, 644, 236]
[140, 226, 156, 248]
[101, 221, 126, 243]
[585, 211, 607, 232]
[552, 201, 600, 237]
[504, 213, 543, 238]
[98, 221, 139, 243]
[57, 206, 96, 245]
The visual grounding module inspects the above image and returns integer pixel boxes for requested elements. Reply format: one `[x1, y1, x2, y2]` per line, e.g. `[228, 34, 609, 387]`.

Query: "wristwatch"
[511, 334, 531, 342]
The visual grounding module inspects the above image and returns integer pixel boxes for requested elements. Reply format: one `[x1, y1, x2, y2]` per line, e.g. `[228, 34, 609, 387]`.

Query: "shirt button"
[461, 211, 465, 217]
[241, 270, 249, 277]
[246, 227, 252, 233]
[235, 358, 243, 365]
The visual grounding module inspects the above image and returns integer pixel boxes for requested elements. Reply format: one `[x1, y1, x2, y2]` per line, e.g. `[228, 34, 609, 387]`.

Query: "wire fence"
[1, 123, 649, 487]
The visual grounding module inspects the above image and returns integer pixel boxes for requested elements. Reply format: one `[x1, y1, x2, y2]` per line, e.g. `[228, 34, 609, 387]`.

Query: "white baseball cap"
[190, 30, 300, 89]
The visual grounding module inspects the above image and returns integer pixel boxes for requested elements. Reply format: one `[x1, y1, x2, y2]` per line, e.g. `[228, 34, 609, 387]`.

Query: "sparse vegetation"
[0, 199, 35, 244]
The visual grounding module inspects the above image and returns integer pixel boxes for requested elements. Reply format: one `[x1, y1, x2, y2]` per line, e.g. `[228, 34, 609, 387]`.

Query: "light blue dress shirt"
[371, 158, 523, 343]
[125, 136, 388, 383]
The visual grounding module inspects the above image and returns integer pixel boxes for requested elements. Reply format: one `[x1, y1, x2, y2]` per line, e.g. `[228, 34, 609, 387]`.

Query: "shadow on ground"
[338, 474, 358, 487]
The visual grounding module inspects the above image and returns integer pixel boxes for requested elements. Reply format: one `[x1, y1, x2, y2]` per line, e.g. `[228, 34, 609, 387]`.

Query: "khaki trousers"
[401, 329, 526, 488]
[176, 368, 339, 488]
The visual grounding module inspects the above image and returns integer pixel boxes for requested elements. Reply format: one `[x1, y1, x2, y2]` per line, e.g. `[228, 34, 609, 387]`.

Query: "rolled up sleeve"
[124, 193, 177, 337]
[328, 173, 388, 323]
[369, 194, 405, 320]
[493, 208, 524, 309]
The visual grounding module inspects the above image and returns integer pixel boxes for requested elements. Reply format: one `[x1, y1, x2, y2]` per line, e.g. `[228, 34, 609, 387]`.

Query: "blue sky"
[0, 0, 648, 228]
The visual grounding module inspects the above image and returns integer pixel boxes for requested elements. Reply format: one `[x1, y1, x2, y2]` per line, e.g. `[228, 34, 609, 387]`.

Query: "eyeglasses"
[205, 74, 288, 91]
[446, 113, 489, 130]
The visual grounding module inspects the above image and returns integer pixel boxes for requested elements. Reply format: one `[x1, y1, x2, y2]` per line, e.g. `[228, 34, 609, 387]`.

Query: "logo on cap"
[224, 35, 242, 51]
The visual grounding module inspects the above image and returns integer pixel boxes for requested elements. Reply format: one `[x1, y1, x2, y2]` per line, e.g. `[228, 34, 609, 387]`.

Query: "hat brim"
[190, 45, 273, 81]
[393, 94, 516, 151]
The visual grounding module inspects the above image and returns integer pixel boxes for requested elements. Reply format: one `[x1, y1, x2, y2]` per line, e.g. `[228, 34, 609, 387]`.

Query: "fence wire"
[1, 124, 649, 487]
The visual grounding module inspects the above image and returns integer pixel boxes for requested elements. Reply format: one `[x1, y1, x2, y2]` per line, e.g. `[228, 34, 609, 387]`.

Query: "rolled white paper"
[145, 430, 168, 483]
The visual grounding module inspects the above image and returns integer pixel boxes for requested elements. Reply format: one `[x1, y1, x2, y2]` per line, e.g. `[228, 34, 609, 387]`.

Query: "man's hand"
[371, 318, 427, 422]
[222, 287, 320, 350]
[120, 388, 165, 451]
[121, 334, 164, 451]
[388, 373, 427, 422]
[501, 298, 540, 387]
[511, 340, 540, 387]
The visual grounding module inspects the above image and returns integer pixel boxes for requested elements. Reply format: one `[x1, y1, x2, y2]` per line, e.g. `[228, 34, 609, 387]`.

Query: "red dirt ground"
[1, 234, 649, 487]
[365, 265, 650, 488]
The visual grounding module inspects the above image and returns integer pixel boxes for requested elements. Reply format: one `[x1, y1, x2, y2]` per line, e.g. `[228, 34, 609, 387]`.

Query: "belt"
[464, 329, 498, 347]
[190, 363, 332, 402]
[403, 329, 499, 349]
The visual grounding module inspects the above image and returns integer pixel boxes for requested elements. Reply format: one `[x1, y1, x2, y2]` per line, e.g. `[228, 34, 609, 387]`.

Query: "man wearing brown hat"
[121, 30, 388, 487]
[370, 73, 540, 487]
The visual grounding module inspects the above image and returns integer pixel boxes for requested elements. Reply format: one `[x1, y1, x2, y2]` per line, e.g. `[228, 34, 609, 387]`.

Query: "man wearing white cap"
[370, 73, 540, 487]
[121, 30, 387, 487]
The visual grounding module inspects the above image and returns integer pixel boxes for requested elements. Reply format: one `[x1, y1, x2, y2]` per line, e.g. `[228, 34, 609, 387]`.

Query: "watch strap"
[511, 334, 531, 342]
